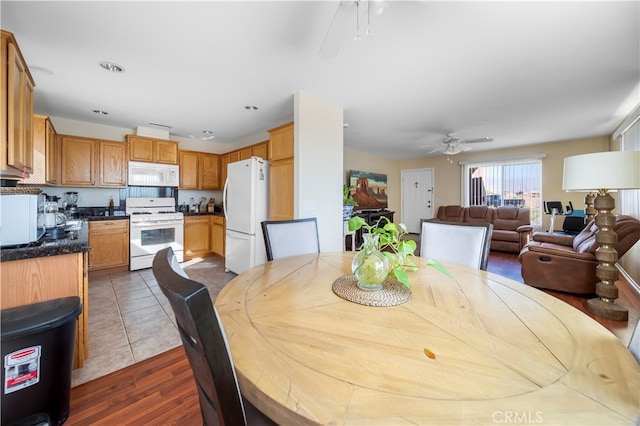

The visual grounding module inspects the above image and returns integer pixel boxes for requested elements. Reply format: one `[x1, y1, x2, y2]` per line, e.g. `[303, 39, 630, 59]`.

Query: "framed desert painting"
[348, 170, 388, 210]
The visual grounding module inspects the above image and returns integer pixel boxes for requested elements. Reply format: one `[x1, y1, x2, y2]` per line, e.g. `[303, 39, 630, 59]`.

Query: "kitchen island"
[1, 221, 90, 368]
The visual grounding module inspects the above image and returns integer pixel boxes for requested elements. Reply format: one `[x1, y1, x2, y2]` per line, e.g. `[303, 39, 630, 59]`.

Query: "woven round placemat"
[332, 275, 412, 307]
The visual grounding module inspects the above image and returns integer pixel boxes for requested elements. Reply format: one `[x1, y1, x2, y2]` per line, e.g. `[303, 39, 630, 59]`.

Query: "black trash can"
[1, 297, 82, 426]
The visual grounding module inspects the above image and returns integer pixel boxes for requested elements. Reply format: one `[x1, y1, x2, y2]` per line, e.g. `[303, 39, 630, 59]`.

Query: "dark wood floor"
[67, 252, 639, 425]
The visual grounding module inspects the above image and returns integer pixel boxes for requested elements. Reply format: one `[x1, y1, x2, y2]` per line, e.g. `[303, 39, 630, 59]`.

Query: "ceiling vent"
[136, 126, 170, 140]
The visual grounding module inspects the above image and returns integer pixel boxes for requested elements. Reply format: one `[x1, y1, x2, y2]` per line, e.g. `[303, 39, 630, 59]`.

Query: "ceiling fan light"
[443, 145, 460, 155]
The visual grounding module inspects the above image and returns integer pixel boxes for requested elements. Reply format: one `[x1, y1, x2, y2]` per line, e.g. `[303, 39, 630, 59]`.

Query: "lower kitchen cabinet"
[1, 252, 89, 369]
[184, 216, 211, 260]
[88, 219, 129, 275]
[210, 215, 225, 257]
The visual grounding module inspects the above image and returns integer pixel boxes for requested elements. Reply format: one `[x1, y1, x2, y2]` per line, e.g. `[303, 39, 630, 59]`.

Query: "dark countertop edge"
[1, 241, 90, 262]
[183, 212, 224, 217]
[1, 221, 90, 262]
[86, 215, 129, 221]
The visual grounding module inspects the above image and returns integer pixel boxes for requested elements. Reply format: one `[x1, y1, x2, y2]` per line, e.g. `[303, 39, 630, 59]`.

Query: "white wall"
[294, 91, 344, 253]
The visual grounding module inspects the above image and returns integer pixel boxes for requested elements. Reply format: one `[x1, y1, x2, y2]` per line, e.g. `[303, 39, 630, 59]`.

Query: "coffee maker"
[63, 192, 79, 219]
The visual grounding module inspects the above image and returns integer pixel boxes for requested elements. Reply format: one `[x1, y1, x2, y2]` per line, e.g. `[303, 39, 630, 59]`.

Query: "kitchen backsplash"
[32, 186, 222, 210]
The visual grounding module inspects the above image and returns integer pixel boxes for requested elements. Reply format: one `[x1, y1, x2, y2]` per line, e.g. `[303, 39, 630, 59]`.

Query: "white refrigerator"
[224, 157, 269, 274]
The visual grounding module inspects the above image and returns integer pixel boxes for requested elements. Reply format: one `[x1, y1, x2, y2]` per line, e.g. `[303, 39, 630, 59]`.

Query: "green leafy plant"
[347, 215, 451, 287]
[343, 184, 358, 207]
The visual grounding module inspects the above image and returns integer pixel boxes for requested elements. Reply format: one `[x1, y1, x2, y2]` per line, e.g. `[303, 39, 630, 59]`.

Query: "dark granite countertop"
[85, 214, 129, 221]
[1, 220, 90, 262]
[183, 211, 224, 217]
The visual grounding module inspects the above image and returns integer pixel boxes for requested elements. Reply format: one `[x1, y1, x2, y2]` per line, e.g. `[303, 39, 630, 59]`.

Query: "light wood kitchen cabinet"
[99, 140, 127, 187]
[220, 153, 230, 188]
[251, 141, 268, 160]
[127, 135, 179, 164]
[210, 215, 225, 257]
[184, 216, 211, 260]
[44, 117, 59, 184]
[268, 122, 293, 161]
[88, 220, 129, 274]
[179, 150, 221, 190]
[228, 150, 240, 163]
[1, 30, 35, 179]
[268, 122, 294, 220]
[269, 157, 294, 221]
[19, 114, 58, 185]
[179, 150, 200, 189]
[220, 141, 269, 186]
[201, 153, 220, 189]
[1, 252, 89, 369]
[60, 135, 126, 187]
[239, 146, 252, 161]
[60, 135, 96, 186]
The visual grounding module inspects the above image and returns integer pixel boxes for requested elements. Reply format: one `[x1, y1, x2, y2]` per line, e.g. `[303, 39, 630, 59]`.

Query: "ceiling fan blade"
[319, 1, 355, 58]
[459, 144, 473, 151]
[464, 137, 493, 144]
[426, 145, 445, 154]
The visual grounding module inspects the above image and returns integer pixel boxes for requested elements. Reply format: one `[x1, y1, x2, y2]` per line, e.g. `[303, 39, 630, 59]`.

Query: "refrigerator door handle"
[222, 177, 229, 219]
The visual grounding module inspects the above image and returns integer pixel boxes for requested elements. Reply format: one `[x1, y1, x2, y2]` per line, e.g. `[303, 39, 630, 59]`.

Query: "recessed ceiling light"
[99, 61, 125, 73]
[92, 109, 108, 115]
[244, 105, 258, 111]
[188, 131, 216, 141]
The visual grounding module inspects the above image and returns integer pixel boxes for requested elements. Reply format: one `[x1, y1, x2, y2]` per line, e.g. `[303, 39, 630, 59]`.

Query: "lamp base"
[588, 190, 628, 322]
[586, 297, 628, 321]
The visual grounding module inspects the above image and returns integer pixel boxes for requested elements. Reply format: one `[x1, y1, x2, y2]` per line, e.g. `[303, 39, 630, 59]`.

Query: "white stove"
[126, 197, 184, 270]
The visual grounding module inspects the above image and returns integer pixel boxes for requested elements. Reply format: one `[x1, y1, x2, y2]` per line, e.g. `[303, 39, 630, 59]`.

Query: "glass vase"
[352, 233, 390, 291]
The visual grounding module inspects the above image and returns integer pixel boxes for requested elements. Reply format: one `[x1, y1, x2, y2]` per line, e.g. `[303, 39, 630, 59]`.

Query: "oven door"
[130, 220, 184, 270]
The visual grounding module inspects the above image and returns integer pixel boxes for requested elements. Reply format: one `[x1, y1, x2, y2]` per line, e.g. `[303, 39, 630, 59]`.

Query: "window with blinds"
[462, 158, 542, 225]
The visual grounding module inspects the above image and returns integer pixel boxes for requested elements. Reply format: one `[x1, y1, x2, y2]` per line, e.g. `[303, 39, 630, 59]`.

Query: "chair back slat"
[261, 218, 320, 261]
[420, 220, 493, 270]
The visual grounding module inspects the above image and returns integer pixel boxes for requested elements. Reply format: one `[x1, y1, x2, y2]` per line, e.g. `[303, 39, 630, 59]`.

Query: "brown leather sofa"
[519, 215, 640, 294]
[434, 205, 532, 253]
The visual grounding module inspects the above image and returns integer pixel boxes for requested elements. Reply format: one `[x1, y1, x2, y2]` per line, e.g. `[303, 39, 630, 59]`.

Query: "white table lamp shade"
[563, 151, 640, 191]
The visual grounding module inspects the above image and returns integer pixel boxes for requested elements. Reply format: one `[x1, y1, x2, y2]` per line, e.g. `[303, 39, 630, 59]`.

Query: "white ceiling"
[2, 1, 638, 160]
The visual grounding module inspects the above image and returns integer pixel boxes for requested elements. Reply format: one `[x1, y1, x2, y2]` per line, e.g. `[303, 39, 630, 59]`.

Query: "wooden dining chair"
[261, 217, 320, 261]
[152, 247, 274, 426]
[420, 219, 493, 271]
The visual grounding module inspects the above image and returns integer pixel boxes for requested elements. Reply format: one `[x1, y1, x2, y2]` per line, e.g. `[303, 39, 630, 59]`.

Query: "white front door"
[401, 168, 434, 234]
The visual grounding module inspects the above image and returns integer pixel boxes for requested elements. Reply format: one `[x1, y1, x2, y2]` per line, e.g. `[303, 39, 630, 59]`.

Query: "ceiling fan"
[319, 0, 387, 58]
[425, 134, 494, 155]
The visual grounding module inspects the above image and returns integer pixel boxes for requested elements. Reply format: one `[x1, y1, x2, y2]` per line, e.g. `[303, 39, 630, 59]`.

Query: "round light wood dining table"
[214, 252, 640, 425]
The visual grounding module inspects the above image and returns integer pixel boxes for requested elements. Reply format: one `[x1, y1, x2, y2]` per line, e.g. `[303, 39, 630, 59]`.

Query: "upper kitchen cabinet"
[251, 141, 268, 160]
[1, 30, 35, 179]
[60, 135, 126, 187]
[19, 115, 58, 185]
[126, 135, 179, 164]
[220, 141, 269, 186]
[60, 136, 95, 186]
[268, 123, 293, 161]
[268, 122, 294, 220]
[179, 150, 220, 190]
[99, 141, 127, 187]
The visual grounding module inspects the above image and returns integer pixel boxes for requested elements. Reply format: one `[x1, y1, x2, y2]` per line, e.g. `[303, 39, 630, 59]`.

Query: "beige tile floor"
[71, 255, 236, 387]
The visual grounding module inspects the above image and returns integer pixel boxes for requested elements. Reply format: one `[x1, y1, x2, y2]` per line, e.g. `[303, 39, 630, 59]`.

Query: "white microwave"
[128, 161, 179, 187]
[1, 193, 46, 247]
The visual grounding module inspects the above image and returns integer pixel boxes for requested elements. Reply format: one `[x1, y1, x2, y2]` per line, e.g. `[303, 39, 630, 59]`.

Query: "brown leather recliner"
[519, 215, 640, 294]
